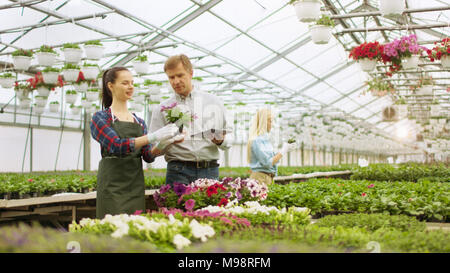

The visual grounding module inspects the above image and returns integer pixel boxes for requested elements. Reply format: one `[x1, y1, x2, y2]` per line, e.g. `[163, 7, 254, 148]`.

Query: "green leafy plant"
[66, 90, 77, 95]
[314, 14, 335, 27]
[62, 43, 81, 49]
[42, 67, 60, 73]
[49, 101, 59, 105]
[84, 40, 103, 46]
[143, 79, 163, 86]
[82, 62, 99, 67]
[11, 49, 33, 57]
[0, 73, 14, 78]
[135, 55, 148, 62]
[62, 63, 80, 70]
[37, 45, 57, 54]
[192, 76, 203, 82]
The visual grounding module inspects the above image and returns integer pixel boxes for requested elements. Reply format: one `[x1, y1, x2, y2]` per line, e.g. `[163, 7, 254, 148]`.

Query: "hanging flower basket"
[65, 90, 78, 104]
[36, 52, 57, 67]
[42, 71, 59, 84]
[33, 104, 45, 115]
[402, 54, 420, 70]
[34, 95, 48, 107]
[358, 58, 378, 72]
[63, 69, 81, 82]
[133, 92, 147, 103]
[36, 86, 51, 97]
[132, 60, 149, 74]
[81, 65, 99, 80]
[310, 25, 332, 44]
[379, 0, 405, 17]
[83, 45, 104, 60]
[416, 85, 433, 96]
[62, 48, 83, 64]
[292, 0, 322, 23]
[0, 74, 15, 88]
[81, 99, 91, 108]
[12, 56, 33, 71]
[18, 98, 31, 109]
[70, 105, 82, 115]
[73, 81, 88, 92]
[49, 102, 60, 113]
[441, 54, 450, 69]
[86, 89, 99, 101]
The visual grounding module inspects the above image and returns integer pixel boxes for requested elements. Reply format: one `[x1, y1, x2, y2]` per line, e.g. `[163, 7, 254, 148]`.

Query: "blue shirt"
[249, 133, 277, 175]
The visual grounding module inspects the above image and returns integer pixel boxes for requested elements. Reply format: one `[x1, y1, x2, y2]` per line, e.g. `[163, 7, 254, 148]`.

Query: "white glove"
[147, 123, 179, 144]
[156, 134, 184, 150]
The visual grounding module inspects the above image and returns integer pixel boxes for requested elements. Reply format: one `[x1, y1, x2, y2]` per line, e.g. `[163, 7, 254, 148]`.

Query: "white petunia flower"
[173, 234, 191, 250]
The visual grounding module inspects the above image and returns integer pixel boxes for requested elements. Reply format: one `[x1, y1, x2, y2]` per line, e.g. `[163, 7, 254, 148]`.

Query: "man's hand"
[211, 131, 226, 145]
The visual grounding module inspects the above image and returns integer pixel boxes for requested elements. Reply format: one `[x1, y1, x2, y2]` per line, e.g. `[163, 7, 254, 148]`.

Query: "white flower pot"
[36, 52, 57, 67]
[70, 106, 82, 115]
[86, 91, 99, 101]
[35, 96, 48, 107]
[417, 85, 433, 96]
[396, 104, 408, 119]
[310, 25, 332, 44]
[63, 69, 80, 82]
[294, 0, 322, 22]
[81, 100, 90, 108]
[49, 103, 59, 113]
[132, 61, 149, 74]
[62, 48, 83, 63]
[19, 98, 31, 109]
[36, 87, 50, 97]
[33, 106, 45, 115]
[15, 89, 30, 99]
[73, 82, 88, 92]
[150, 94, 162, 102]
[12, 56, 32, 71]
[133, 94, 146, 103]
[83, 45, 104, 60]
[379, 0, 405, 16]
[402, 55, 420, 70]
[430, 105, 440, 117]
[42, 71, 59, 84]
[441, 55, 450, 69]
[0, 77, 15, 88]
[81, 66, 99, 80]
[358, 58, 377, 72]
[65, 93, 78, 104]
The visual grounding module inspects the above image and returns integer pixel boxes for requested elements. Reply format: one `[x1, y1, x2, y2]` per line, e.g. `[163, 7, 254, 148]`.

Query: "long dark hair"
[101, 67, 129, 109]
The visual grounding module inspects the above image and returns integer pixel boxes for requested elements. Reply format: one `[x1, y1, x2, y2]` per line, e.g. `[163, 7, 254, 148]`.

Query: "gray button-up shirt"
[149, 87, 232, 162]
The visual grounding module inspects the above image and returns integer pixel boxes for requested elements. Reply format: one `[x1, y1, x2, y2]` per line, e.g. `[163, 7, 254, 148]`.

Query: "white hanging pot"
[81, 100, 91, 108]
[34, 96, 48, 107]
[81, 66, 99, 80]
[86, 91, 99, 101]
[441, 54, 450, 69]
[379, 0, 405, 16]
[294, 0, 322, 23]
[42, 71, 59, 84]
[0, 77, 15, 88]
[36, 52, 57, 67]
[430, 105, 441, 117]
[34, 106, 45, 115]
[65, 93, 78, 104]
[133, 94, 146, 103]
[83, 45, 104, 60]
[70, 106, 81, 115]
[63, 69, 80, 82]
[310, 25, 332, 44]
[147, 86, 161, 95]
[417, 85, 433, 96]
[73, 82, 88, 93]
[402, 55, 420, 70]
[49, 103, 60, 113]
[358, 58, 377, 72]
[62, 48, 83, 63]
[12, 56, 32, 71]
[132, 61, 149, 74]
[150, 94, 162, 102]
[36, 87, 50, 97]
[19, 98, 31, 109]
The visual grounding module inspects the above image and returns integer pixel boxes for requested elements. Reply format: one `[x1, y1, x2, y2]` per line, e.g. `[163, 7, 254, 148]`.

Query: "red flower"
[206, 186, 218, 197]
[217, 198, 229, 207]
[367, 184, 375, 189]
[361, 193, 367, 197]
[27, 179, 33, 182]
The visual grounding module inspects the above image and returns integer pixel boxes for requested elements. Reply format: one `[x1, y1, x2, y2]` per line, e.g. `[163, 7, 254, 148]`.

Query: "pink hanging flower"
[185, 199, 195, 211]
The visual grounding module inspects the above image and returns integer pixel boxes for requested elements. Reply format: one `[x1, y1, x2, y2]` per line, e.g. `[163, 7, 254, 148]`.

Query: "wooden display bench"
[274, 170, 353, 184]
[0, 190, 158, 228]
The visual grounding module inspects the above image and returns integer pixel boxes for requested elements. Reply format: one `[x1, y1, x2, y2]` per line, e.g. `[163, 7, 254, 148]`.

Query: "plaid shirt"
[90, 108, 155, 163]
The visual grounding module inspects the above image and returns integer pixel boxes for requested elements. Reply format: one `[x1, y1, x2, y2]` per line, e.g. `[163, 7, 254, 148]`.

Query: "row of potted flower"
[349, 36, 450, 75]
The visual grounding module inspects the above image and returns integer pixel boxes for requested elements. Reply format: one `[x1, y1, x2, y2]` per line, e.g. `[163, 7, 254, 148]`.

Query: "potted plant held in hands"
[11, 49, 34, 71]
[309, 14, 335, 44]
[35, 45, 58, 67]
[83, 40, 104, 60]
[290, 0, 322, 23]
[132, 54, 149, 74]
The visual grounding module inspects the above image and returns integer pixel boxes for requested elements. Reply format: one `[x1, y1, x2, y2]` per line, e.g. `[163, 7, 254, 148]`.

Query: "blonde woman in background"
[247, 108, 296, 186]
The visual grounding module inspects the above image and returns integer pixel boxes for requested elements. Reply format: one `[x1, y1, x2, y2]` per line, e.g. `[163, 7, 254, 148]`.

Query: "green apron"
[96, 114, 145, 219]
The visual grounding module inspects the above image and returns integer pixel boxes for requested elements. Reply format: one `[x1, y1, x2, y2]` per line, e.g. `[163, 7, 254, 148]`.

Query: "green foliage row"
[261, 178, 450, 222]
[350, 163, 450, 182]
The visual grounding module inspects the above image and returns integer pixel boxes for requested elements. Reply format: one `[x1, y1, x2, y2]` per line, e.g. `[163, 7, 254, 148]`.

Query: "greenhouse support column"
[288, 151, 291, 166]
[83, 112, 91, 171]
[331, 147, 334, 166]
[339, 148, 342, 165]
[224, 149, 229, 167]
[30, 127, 33, 172]
[301, 142, 305, 166]
[323, 146, 326, 166]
